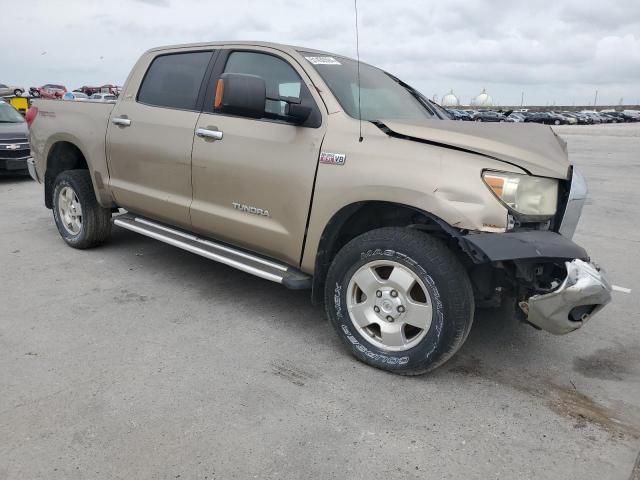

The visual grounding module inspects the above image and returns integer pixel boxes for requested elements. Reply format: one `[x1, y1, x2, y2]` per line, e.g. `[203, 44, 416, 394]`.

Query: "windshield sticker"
[305, 56, 341, 65]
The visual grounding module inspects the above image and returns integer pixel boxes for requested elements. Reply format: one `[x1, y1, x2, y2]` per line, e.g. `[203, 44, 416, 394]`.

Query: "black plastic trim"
[461, 230, 589, 263]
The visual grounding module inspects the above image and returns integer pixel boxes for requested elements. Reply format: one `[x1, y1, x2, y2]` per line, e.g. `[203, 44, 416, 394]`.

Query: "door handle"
[112, 116, 131, 127]
[195, 128, 223, 140]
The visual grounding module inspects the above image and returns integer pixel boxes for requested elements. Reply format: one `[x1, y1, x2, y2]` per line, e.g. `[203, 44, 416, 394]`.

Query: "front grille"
[0, 148, 30, 159]
[0, 140, 30, 160]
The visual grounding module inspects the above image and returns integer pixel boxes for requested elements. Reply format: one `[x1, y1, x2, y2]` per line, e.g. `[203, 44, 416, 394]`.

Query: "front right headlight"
[482, 170, 559, 217]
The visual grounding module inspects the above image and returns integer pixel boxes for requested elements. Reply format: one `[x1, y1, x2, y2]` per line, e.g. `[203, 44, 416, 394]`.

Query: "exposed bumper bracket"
[519, 259, 612, 334]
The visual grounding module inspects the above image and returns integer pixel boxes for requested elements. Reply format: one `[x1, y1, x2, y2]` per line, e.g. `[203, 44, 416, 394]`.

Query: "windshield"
[0, 103, 24, 123]
[300, 52, 435, 122]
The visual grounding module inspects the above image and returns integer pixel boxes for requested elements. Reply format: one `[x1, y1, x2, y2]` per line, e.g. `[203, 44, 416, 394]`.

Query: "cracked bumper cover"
[522, 259, 612, 334]
[461, 231, 612, 334]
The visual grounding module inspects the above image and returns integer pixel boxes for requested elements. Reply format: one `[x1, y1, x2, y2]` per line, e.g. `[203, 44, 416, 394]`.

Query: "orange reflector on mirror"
[214, 79, 224, 109]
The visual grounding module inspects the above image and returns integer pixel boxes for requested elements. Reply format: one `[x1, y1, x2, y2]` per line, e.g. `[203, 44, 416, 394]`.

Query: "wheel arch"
[310, 201, 471, 304]
[44, 141, 89, 208]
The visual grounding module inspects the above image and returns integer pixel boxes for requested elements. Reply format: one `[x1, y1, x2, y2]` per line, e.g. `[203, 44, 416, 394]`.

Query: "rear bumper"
[520, 259, 611, 334]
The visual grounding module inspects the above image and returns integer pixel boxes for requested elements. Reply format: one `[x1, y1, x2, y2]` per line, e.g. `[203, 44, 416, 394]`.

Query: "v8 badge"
[319, 152, 346, 166]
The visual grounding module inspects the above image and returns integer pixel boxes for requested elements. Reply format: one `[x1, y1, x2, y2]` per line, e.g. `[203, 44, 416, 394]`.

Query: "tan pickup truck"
[27, 41, 611, 374]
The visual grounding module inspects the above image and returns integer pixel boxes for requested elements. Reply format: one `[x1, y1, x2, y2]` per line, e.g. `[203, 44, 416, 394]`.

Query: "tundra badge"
[232, 202, 270, 217]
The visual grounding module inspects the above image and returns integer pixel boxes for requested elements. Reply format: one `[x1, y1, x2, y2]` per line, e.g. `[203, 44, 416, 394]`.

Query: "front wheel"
[52, 170, 112, 249]
[324, 227, 474, 375]
[14, 89, 23, 96]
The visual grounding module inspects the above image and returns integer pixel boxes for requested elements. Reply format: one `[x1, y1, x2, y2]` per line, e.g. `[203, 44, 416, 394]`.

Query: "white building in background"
[441, 89, 460, 107]
[471, 88, 493, 107]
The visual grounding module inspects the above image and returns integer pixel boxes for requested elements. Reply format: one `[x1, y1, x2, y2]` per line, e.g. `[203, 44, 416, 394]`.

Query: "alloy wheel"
[346, 260, 433, 352]
[57, 186, 83, 235]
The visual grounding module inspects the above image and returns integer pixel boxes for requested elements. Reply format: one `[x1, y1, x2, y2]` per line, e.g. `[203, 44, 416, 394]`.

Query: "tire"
[475, 118, 482, 122]
[324, 227, 474, 375]
[52, 170, 112, 249]
[554, 119, 560, 125]
[13, 89, 23, 97]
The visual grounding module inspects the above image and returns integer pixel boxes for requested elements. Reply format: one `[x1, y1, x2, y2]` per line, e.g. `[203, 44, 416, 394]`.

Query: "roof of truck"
[147, 41, 349, 59]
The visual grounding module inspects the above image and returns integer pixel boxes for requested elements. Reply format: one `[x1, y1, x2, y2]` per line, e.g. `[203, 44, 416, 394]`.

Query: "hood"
[376, 119, 570, 179]
[0, 121, 28, 141]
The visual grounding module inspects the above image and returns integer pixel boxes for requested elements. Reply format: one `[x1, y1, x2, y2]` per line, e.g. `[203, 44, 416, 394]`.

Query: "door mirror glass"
[216, 73, 266, 119]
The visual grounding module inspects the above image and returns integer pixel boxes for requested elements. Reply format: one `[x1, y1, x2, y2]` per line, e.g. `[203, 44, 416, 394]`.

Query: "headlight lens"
[482, 171, 558, 217]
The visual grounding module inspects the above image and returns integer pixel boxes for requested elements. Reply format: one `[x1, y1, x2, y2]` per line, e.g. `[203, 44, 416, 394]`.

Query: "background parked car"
[600, 113, 621, 123]
[62, 92, 89, 101]
[473, 110, 510, 122]
[552, 112, 577, 124]
[88, 92, 117, 102]
[508, 112, 527, 122]
[30, 84, 67, 99]
[603, 112, 631, 122]
[546, 112, 570, 125]
[623, 110, 640, 121]
[0, 83, 25, 97]
[580, 111, 604, 124]
[76, 84, 121, 97]
[525, 112, 563, 125]
[447, 109, 473, 121]
[561, 112, 590, 125]
[0, 101, 30, 176]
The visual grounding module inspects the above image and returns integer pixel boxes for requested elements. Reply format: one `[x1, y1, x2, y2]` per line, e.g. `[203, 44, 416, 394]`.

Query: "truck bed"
[29, 99, 116, 206]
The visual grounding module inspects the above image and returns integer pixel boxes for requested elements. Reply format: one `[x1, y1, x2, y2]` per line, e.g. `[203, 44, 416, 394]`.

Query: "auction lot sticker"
[305, 56, 341, 65]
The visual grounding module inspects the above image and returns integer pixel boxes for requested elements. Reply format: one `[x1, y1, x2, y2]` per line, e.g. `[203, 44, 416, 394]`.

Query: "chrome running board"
[113, 213, 311, 289]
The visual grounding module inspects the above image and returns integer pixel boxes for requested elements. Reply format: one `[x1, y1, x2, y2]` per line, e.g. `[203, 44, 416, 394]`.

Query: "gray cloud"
[2, 0, 639, 105]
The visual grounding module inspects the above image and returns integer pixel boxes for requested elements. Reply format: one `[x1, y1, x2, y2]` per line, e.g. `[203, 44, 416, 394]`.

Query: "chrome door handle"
[195, 128, 223, 140]
[112, 117, 131, 127]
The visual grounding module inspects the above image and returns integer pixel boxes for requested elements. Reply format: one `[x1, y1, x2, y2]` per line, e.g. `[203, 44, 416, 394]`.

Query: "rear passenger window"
[138, 51, 212, 110]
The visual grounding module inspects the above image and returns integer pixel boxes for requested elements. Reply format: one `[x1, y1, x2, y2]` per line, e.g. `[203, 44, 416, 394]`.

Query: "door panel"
[107, 103, 200, 228]
[106, 49, 213, 229]
[190, 113, 324, 265]
[190, 48, 326, 265]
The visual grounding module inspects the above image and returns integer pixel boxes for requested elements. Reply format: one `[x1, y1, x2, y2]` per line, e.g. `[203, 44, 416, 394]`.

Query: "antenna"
[354, 0, 363, 142]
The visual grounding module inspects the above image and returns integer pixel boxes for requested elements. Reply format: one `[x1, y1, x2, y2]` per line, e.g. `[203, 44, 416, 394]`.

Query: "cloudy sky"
[3, 0, 639, 106]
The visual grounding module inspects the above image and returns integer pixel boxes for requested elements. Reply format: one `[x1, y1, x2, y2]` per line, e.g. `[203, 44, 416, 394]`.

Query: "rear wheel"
[13, 89, 23, 96]
[52, 170, 112, 249]
[324, 227, 474, 375]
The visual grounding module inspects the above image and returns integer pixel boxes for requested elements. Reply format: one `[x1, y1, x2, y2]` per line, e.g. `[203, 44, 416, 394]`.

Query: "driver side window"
[223, 51, 302, 116]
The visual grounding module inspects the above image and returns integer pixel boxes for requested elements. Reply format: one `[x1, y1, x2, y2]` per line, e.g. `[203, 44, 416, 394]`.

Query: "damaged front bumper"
[461, 231, 612, 335]
[519, 259, 612, 334]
